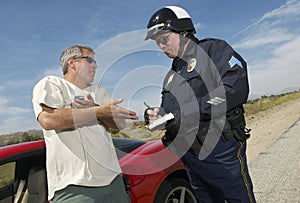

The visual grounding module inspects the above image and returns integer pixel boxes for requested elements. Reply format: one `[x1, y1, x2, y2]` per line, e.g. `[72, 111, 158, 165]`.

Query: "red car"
[0, 138, 197, 203]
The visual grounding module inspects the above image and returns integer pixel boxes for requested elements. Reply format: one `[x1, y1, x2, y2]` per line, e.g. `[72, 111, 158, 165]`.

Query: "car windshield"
[112, 138, 146, 159]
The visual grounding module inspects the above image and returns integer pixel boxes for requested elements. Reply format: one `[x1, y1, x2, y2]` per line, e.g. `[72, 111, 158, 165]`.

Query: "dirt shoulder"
[245, 97, 300, 162]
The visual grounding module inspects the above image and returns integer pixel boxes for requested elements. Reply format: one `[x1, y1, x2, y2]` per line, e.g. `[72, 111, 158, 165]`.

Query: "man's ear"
[67, 58, 76, 71]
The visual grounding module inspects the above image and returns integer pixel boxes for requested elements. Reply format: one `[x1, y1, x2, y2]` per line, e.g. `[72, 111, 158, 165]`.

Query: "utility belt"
[162, 107, 251, 156]
[223, 107, 251, 142]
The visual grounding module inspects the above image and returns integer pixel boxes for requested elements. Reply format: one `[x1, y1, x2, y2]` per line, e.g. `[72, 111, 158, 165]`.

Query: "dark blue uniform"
[160, 37, 256, 202]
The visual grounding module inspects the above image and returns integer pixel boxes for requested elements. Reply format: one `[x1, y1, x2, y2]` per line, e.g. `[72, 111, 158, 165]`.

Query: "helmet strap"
[178, 32, 191, 58]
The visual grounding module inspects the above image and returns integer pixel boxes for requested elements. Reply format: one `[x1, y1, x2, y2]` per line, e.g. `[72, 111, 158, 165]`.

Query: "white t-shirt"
[32, 76, 122, 200]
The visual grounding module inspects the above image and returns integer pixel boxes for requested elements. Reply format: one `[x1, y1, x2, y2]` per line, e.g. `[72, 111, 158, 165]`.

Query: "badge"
[187, 58, 197, 72]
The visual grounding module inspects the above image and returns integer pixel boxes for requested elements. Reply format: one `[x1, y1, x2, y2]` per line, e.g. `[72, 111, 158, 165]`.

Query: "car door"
[0, 142, 46, 203]
[0, 161, 16, 203]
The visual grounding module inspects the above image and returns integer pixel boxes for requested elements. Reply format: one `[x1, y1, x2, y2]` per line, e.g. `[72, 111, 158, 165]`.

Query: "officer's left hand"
[72, 94, 96, 108]
[165, 110, 181, 134]
[144, 107, 165, 125]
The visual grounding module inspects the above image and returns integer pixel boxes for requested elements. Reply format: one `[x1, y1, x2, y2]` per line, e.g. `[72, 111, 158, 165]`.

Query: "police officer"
[144, 6, 256, 203]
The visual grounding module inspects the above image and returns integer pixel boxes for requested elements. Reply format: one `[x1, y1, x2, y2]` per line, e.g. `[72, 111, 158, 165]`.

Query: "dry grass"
[244, 91, 300, 116]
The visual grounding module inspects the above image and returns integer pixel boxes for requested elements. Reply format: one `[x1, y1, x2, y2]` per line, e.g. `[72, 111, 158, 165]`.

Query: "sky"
[0, 0, 299, 135]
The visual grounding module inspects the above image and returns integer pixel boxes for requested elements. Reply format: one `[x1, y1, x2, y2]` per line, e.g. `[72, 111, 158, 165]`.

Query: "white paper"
[147, 113, 174, 131]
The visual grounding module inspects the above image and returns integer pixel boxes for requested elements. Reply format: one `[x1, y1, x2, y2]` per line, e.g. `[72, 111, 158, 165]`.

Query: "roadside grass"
[244, 91, 300, 116]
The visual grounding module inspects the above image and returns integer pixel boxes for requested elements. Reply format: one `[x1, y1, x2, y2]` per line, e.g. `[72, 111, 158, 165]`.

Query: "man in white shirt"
[32, 45, 138, 202]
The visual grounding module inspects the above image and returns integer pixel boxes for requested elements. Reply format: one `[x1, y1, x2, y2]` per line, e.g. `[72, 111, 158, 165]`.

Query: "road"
[249, 118, 300, 203]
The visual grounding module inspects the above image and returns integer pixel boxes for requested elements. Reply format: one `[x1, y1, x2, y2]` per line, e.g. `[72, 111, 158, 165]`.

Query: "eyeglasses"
[155, 33, 172, 45]
[73, 56, 96, 64]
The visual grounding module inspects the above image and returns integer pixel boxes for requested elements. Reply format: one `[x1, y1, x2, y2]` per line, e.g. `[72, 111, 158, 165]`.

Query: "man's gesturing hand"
[96, 98, 138, 130]
[97, 98, 138, 120]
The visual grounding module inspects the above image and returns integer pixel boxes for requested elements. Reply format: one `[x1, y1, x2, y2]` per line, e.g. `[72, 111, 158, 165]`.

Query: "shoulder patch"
[229, 55, 242, 68]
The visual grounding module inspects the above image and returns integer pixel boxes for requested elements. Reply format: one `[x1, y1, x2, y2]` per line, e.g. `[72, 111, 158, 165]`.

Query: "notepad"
[147, 113, 175, 131]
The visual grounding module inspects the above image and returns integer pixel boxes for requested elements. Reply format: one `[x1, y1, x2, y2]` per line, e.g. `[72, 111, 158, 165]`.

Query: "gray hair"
[60, 45, 94, 74]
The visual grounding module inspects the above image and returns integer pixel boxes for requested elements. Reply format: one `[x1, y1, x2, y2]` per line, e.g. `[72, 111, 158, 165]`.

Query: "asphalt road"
[249, 118, 300, 203]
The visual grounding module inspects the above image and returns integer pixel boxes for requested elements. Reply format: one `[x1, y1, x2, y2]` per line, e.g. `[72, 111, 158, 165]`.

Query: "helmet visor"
[145, 23, 170, 40]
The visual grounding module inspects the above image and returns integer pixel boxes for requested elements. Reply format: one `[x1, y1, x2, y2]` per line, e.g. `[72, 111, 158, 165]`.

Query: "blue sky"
[0, 0, 300, 135]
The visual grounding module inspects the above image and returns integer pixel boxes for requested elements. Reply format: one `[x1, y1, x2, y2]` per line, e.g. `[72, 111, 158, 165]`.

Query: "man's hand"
[97, 99, 138, 130]
[37, 98, 137, 131]
[72, 94, 95, 108]
[98, 99, 138, 120]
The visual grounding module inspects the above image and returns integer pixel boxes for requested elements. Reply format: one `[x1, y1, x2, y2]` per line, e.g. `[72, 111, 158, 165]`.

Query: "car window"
[0, 162, 15, 189]
[113, 138, 146, 159]
[113, 138, 146, 152]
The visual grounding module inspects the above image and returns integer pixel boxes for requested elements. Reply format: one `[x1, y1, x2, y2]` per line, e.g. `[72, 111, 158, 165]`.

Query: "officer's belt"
[187, 107, 249, 155]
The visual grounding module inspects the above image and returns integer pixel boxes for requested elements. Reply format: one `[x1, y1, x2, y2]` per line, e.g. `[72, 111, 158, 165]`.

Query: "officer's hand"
[144, 107, 165, 125]
[165, 110, 181, 134]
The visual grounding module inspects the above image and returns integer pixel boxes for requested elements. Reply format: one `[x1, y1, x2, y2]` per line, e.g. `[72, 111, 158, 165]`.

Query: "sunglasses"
[73, 56, 96, 64]
[155, 33, 172, 45]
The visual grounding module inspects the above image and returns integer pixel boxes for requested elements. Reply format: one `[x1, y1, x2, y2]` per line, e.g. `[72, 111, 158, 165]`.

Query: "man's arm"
[73, 93, 128, 130]
[100, 118, 126, 130]
[38, 99, 137, 131]
[96, 99, 129, 130]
